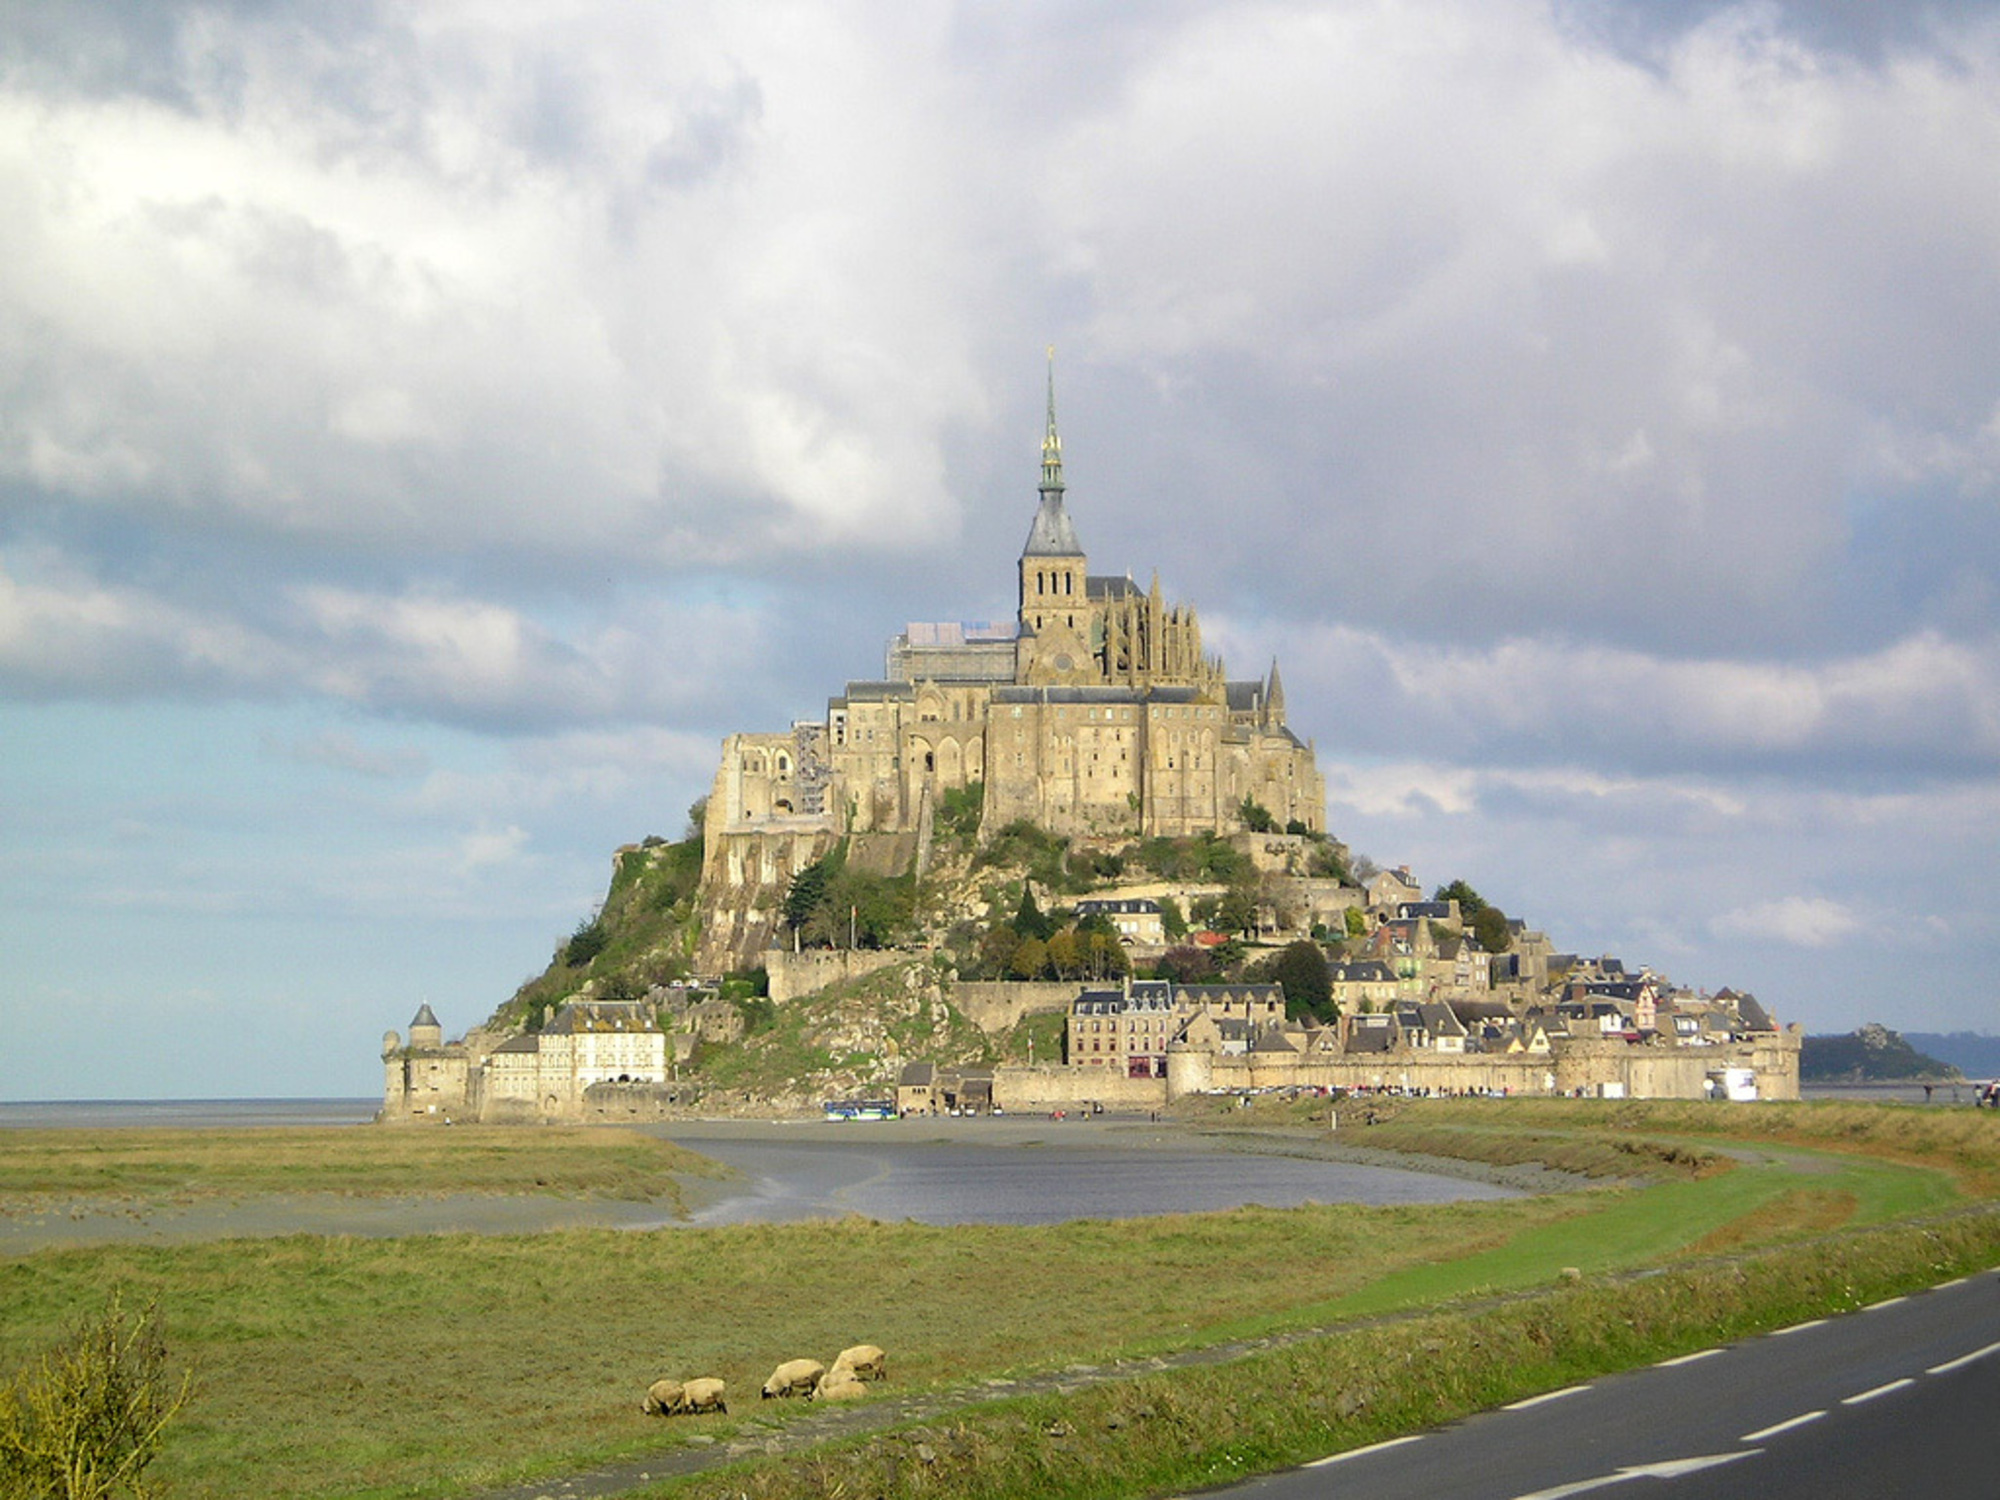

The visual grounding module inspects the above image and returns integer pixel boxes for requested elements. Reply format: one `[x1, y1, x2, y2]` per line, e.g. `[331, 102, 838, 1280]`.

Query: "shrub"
[0, 1293, 191, 1500]
[562, 917, 608, 968]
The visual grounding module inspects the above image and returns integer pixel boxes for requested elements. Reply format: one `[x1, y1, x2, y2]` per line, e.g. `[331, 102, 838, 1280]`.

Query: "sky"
[4, 0, 1998, 1100]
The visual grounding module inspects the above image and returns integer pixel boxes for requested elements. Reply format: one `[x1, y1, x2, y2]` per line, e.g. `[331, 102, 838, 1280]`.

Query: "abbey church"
[700, 367, 1325, 952]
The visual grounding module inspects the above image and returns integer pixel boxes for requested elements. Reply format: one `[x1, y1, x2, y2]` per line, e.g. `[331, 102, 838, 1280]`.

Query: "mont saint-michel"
[697, 367, 1324, 967]
[383, 372, 1798, 1123]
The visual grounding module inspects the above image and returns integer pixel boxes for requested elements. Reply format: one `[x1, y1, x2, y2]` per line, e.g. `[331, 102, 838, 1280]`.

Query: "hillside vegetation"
[481, 806, 1344, 1095]
[1801, 1023, 1960, 1082]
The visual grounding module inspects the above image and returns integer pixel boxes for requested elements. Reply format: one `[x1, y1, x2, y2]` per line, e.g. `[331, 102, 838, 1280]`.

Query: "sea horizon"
[0, 1097, 380, 1129]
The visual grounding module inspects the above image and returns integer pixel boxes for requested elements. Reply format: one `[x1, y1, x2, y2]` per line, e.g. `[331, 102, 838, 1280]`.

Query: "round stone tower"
[408, 1003, 442, 1051]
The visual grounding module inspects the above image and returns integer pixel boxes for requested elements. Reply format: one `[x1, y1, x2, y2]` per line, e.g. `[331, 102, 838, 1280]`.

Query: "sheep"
[679, 1377, 728, 1415]
[641, 1376, 727, 1416]
[828, 1343, 886, 1383]
[812, 1371, 868, 1402]
[761, 1358, 826, 1400]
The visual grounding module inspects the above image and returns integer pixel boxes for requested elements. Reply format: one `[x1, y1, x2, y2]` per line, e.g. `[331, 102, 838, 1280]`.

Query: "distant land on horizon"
[1903, 1032, 2000, 1078]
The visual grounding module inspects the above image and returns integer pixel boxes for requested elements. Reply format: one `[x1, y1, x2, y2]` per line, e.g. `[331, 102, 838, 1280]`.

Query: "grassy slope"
[0, 1101, 1995, 1499]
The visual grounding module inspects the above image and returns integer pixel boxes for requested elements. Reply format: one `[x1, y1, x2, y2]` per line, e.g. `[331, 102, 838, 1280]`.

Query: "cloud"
[1227, 617, 2000, 783]
[459, 824, 529, 871]
[270, 730, 429, 779]
[0, 5, 1003, 572]
[1712, 895, 1864, 948]
[0, 552, 780, 730]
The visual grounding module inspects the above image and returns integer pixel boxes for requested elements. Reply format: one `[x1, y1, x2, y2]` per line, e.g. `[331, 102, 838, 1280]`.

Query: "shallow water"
[662, 1121, 1518, 1227]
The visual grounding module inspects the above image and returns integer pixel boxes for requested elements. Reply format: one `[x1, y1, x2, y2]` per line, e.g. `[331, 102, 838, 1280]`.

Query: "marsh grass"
[0, 1197, 1577, 1499]
[1, 1101, 1994, 1499]
[0, 1127, 721, 1207]
[649, 1206, 2000, 1500]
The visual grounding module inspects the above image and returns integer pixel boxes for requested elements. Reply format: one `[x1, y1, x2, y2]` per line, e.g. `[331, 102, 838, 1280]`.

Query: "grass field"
[2, 1100, 1996, 1500]
[0, 1126, 723, 1205]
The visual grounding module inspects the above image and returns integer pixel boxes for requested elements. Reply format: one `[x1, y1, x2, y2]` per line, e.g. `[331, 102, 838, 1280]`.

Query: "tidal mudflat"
[658, 1115, 1525, 1227]
[0, 1113, 1522, 1252]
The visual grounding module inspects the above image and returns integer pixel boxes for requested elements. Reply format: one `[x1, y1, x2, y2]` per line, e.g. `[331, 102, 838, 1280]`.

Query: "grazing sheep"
[641, 1378, 684, 1415]
[761, 1358, 826, 1400]
[829, 1343, 886, 1383]
[812, 1371, 868, 1402]
[679, 1377, 728, 1415]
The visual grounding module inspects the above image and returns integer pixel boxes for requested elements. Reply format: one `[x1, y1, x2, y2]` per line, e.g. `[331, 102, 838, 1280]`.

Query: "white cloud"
[459, 824, 529, 871]
[1712, 895, 1864, 948]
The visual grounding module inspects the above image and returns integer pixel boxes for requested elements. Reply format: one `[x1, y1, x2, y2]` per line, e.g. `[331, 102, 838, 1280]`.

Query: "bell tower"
[1017, 351, 1093, 681]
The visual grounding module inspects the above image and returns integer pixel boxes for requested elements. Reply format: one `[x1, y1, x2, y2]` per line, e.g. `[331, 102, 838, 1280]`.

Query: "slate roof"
[1086, 575, 1142, 600]
[1022, 494, 1083, 556]
[1251, 1024, 1300, 1054]
[1735, 994, 1776, 1032]
[410, 1002, 440, 1029]
[1329, 960, 1396, 983]
[838, 681, 917, 702]
[1224, 681, 1264, 713]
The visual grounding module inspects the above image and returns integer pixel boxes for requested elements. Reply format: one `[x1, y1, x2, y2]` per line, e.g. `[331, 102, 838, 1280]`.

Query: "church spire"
[1040, 346, 1064, 497]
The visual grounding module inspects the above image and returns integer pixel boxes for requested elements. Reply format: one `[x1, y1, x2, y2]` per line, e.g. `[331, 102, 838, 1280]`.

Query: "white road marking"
[1510, 1450, 1760, 1500]
[1656, 1348, 1722, 1367]
[1305, 1434, 1424, 1468]
[1935, 1276, 1970, 1289]
[1741, 1410, 1826, 1441]
[1841, 1378, 1915, 1406]
[1863, 1295, 1907, 1312]
[1504, 1384, 1592, 1411]
[1927, 1338, 2000, 1376]
[1769, 1318, 1826, 1336]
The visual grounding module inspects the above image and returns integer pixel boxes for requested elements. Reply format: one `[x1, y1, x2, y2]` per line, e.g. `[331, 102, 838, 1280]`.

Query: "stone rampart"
[993, 1064, 1166, 1111]
[948, 981, 1076, 1034]
[1165, 1034, 1798, 1102]
[765, 948, 909, 1003]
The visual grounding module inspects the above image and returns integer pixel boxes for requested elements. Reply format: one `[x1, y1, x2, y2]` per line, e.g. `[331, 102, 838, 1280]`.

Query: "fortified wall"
[987, 1030, 1799, 1110]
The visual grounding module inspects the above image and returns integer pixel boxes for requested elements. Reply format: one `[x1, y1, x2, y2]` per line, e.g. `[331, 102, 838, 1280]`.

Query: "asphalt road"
[1221, 1268, 2000, 1500]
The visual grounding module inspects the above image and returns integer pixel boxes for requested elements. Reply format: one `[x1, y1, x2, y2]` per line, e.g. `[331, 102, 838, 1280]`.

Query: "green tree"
[1157, 944, 1217, 985]
[825, 868, 913, 949]
[1012, 884, 1055, 941]
[1472, 904, 1514, 955]
[1215, 885, 1260, 938]
[563, 916, 608, 967]
[1343, 905, 1368, 939]
[1158, 895, 1187, 939]
[1433, 879, 1488, 919]
[1239, 797, 1277, 833]
[1083, 930, 1129, 980]
[783, 858, 831, 935]
[1273, 939, 1334, 1022]
[976, 922, 1022, 979]
[1008, 936, 1049, 980]
[1045, 929, 1082, 979]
